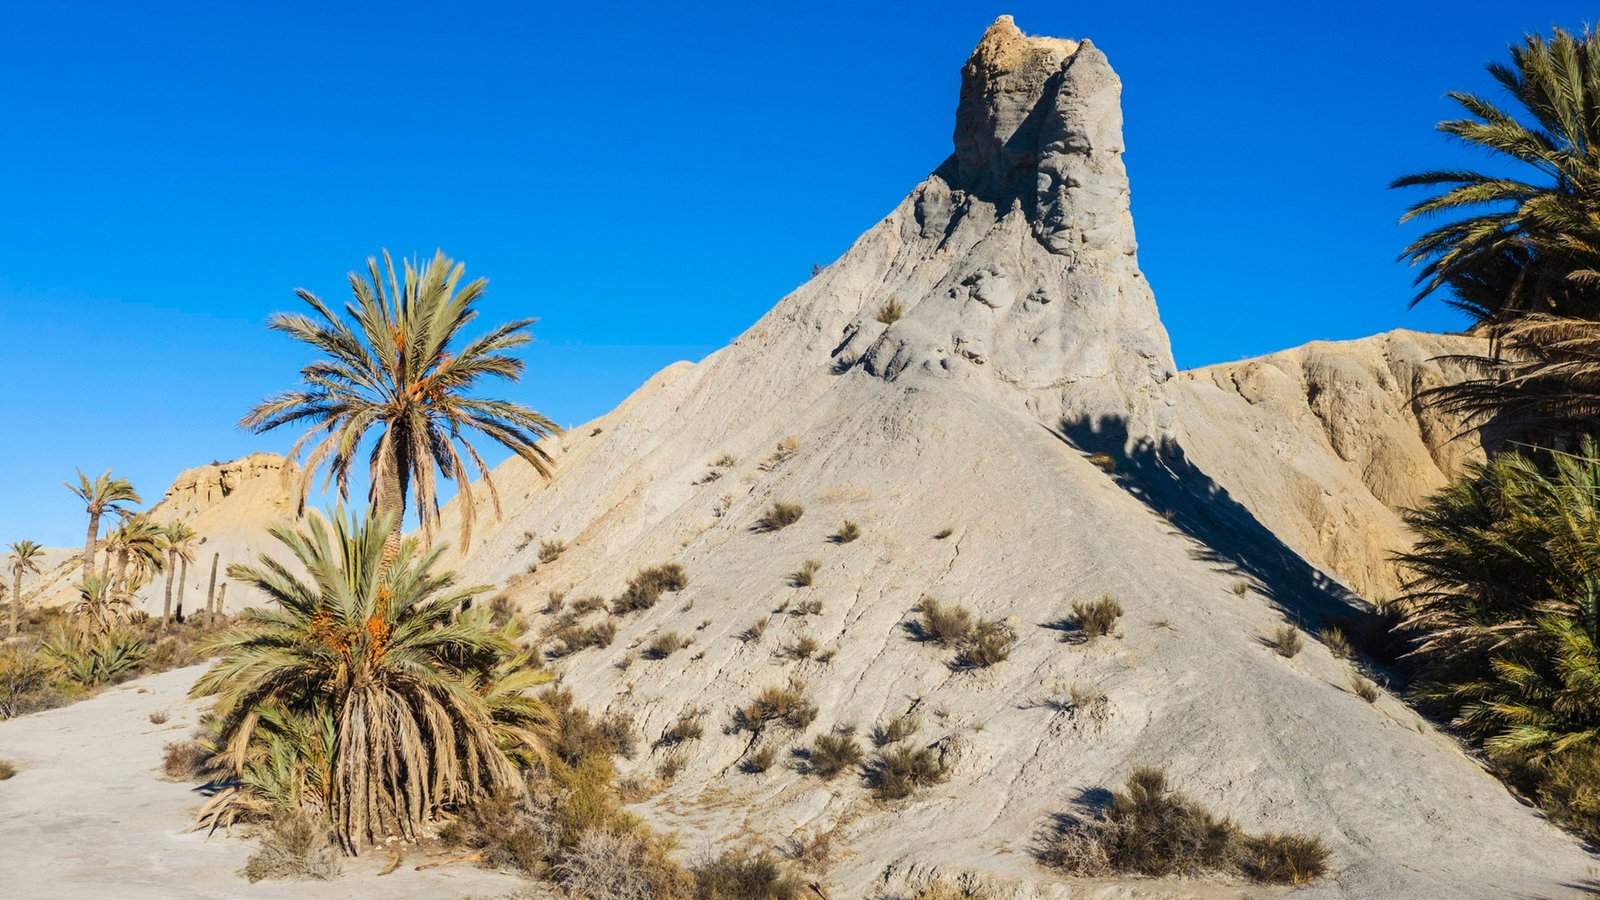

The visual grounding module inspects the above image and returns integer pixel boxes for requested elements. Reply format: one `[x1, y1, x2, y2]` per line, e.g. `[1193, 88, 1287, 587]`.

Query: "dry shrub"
[787, 635, 820, 660]
[614, 563, 690, 613]
[834, 520, 861, 543]
[1269, 624, 1304, 658]
[572, 595, 607, 614]
[243, 810, 341, 883]
[740, 619, 768, 642]
[956, 619, 1016, 670]
[1320, 625, 1353, 659]
[909, 878, 988, 900]
[546, 618, 618, 658]
[866, 744, 947, 800]
[1088, 452, 1118, 473]
[0, 646, 65, 720]
[657, 749, 689, 781]
[161, 740, 211, 780]
[553, 827, 662, 900]
[1068, 682, 1111, 727]
[875, 299, 904, 325]
[807, 733, 865, 779]
[538, 540, 566, 564]
[782, 829, 832, 870]
[695, 848, 806, 900]
[149, 710, 169, 725]
[740, 745, 778, 774]
[1350, 672, 1379, 703]
[713, 452, 738, 468]
[0, 760, 15, 780]
[871, 713, 921, 747]
[648, 631, 690, 660]
[789, 559, 821, 588]
[760, 437, 801, 471]
[758, 502, 805, 531]
[658, 710, 705, 747]
[1038, 767, 1328, 885]
[915, 598, 974, 646]
[441, 789, 557, 875]
[1068, 596, 1123, 639]
[736, 682, 818, 732]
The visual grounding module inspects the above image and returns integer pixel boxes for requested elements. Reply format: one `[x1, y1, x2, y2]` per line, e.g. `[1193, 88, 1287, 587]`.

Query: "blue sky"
[1, 1, 1590, 546]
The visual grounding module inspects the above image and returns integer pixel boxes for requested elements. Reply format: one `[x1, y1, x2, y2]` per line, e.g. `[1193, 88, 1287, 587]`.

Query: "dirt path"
[0, 663, 529, 899]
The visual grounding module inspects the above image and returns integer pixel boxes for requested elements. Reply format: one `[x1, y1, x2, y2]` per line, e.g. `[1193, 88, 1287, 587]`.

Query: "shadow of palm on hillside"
[1055, 414, 1362, 631]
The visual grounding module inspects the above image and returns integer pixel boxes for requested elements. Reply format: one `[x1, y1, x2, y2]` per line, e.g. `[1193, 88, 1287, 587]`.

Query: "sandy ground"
[0, 663, 531, 899]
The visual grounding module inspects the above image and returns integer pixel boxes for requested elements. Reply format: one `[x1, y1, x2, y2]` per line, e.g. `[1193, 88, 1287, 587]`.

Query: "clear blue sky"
[1, 1, 1590, 547]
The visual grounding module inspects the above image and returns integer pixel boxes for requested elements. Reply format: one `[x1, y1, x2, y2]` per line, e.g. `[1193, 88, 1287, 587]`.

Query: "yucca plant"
[191, 507, 554, 853]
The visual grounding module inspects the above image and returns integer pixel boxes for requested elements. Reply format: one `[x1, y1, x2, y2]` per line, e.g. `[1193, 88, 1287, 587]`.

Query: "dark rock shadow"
[1057, 414, 1364, 630]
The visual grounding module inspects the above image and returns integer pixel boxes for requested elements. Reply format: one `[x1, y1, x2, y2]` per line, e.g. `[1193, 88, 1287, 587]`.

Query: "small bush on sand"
[613, 563, 689, 613]
[658, 710, 705, 747]
[1350, 672, 1379, 703]
[795, 598, 824, 616]
[696, 848, 807, 900]
[741, 744, 778, 774]
[871, 713, 922, 747]
[834, 520, 861, 543]
[538, 540, 566, 564]
[554, 827, 659, 900]
[787, 635, 820, 660]
[1319, 625, 1352, 659]
[1269, 624, 1304, 658]
[1528, 746, 1600, 844]
[546, 618, 618, 658]
[807, 733, 865, 779]
[956, 619, 1016, 670]
[760, 437, 801, 472]
[148, 710, 169, 725]
[161, 740, 211, 780]
[1038, 767, 1328, 885]
[736, 682, 818, 732]
[1088, 452, 1117, 473]
[739, 618, 768, 642]
[866, 744, 947, 800]
[1068, 596, 1123, 639]
[934, 526, 954, 540]
[875, 299, 905, 326]
[915, 598, 974, 646]
[572, 595, 606, 614]
[648, 631, 690, 660]
[0, 760, 16, 780]
[789, 559, 821, 588]
[782, 829, 833, 869]
[243, 810, 341, 883]
[1068, 682, 1111, 727]
[758, 502, 805, 532]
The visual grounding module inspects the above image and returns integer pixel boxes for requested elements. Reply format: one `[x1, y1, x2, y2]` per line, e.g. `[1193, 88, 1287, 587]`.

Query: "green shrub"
[1037, 767, 1329, 885]
[789, 559, 821, 588]
[1269, 624, 1304, 659]
[758, 502, 805, 532]
[915, 598, 974, 646]
[613, 563, 689, 613]
[866, 744, 947, 800]
[736, 682, 818, 733]
[807, 733, 865, 779]
[1068, 596, 1123, 640]
[875, 299, 904, 326]
[834, 520, 861, 543]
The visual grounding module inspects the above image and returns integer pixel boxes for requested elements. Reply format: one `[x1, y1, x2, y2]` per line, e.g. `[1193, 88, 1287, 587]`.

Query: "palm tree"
[159, 521, 197, 621]
[103, 514, 166, 604]
[1423, 313, 1600, 441]
[192, 507, 552, 853]
[70, 574, 131, 640]
[1393, 26, 1600, 324]
[241, 250, 560, 568]
[64, 469, 141, 579]
[8, 540, 44, 638]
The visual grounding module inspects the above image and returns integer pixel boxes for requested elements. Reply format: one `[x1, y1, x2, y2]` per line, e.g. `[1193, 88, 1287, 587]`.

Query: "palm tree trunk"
[9, 570, 19, 638]
[82, 511, 100, 579]
[214, 582, 227, 617]
[163, 549, 176, 621]
[205, 553, 219, 620]
[374, 451, 409, 573]
[113, 547, 130, 600]
[176, 556, 189, 623]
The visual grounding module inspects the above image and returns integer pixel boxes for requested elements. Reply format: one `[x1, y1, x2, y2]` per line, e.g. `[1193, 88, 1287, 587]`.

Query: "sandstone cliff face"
[426, 18, 1590, 899]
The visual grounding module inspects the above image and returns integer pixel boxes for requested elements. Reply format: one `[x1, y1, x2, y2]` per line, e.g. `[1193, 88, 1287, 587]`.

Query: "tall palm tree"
[64, 469, 141, 579]
[160, 521, 197, 621]
[7, 540, 44, 638]
[192, 507, 552, 853]
[1423, 313, 1600, 441]
[103, 514, 166, 604]
[70, 574, 131, 640]
[1393, 26, 1600, 324]
[241, 250, 560, 568]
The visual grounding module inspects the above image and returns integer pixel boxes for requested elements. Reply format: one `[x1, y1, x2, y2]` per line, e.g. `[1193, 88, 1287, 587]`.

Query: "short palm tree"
[8, 540, 44, 638]
[1393, 26, 1600, 324]
[103, 514, 166, 603]
[241, 250, 560, 567]
[64, 469, 141, 579]
[160, 521, 197, 621]
[192, 507, 552, 853]
[71, 574, 131, 639]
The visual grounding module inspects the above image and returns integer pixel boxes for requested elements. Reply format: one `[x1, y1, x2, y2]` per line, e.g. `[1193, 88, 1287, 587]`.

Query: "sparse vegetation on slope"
[1066, 596, 1123, 640]
[613, 562, 689, 613]
[757, 502, 805, 532]
[866, 744, 947, 800]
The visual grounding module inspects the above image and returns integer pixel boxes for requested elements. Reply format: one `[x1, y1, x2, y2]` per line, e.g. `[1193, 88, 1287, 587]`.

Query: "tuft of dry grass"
[572, 595, 607, 614]
[712, 452, 738, 468]
[806, 733, 865, 779]
[871, 713, 922, 747]
[789, 559, 821, 588]
[1351, 671, 1379, 703]
[875, 298, 905, 325]
[934, 526, 954, 540]
[739, 618, 768, 643]
[1320, 625, 1353, 659]
[1269, 624, 1304, 659]
[735, 681, 818, 733]
[613, 563, 689, 613]
[740, 744, 779, 774]
[148, 710, 169, 725]
[782, 828, 833, 870]
[695, 848, 806, 900]
[538, 540, 566, 564]
[915, 598, 974, 646]
[787, 635, 820, 660]
[545, 618, 618, 658]
[834, 520, 861, 544]
[955, 619, 1016, 670]
[757, 502, 805, 532]
[1231, 581, 1250, 597]
[1068, 682, 1111, 727]
[243, 810, 341, 883]
[0, 759, 16, 780]
[759, 437, 801, 472]
[1088, 452, 1118, 473]
[1068, 596, 1123, 640]
[161, 740, 211, 780]
[648, 631, 690, 660]
[866, 744, 948, 800]
[656, 748, 689, 782]
[795, 598, 824, 617]
[658, 710, 705, 747]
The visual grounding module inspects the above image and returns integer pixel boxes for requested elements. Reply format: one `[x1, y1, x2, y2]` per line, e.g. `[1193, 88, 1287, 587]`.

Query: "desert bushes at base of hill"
[1038, 767, 1329, 885]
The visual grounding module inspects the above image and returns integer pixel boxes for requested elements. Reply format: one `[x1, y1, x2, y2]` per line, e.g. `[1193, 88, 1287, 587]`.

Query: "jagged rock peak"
[948, 16, 1129, 257]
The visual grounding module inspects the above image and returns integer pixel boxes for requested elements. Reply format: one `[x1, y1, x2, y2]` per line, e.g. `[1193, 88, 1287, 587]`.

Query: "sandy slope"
[0, 664, 528, 899]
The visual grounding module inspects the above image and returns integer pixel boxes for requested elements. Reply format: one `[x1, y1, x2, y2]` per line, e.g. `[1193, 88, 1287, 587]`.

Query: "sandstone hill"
[419, 17, 1590, 899]
[25, 453, 300, 617]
